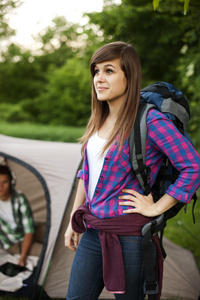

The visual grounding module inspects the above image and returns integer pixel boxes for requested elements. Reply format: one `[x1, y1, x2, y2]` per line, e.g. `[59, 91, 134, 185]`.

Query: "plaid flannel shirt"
[78, 109, 200, 219]
[0, 190, 35, 250]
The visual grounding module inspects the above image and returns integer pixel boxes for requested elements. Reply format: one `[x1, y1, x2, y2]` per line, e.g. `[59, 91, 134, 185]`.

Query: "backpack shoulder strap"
[129, 102, 155, 195]
[130, 102, 162, 300]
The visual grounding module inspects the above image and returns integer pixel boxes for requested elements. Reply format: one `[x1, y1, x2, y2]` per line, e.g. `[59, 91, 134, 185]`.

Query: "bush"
[0, 103, 33, 123]
[32, 57, 91, 126]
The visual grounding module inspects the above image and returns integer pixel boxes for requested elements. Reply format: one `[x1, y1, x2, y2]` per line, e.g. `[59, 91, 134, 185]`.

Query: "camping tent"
[0, 134, 199, 300]
[0, 133, 82, 299]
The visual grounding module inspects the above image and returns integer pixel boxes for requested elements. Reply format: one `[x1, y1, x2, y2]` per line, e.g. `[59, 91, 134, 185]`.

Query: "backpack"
[129, 81, 197, 299]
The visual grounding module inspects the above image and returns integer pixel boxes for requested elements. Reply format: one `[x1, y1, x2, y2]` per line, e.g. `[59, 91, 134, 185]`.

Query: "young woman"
[64, 41, 200, 300]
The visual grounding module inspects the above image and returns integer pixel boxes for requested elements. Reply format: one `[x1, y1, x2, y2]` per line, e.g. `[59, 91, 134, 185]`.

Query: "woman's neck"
[98, 99, 122, 139]
[98, 113, 117, 139]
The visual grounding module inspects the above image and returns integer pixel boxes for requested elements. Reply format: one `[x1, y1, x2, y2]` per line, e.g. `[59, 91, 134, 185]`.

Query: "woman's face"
[93, 58, 127, 105]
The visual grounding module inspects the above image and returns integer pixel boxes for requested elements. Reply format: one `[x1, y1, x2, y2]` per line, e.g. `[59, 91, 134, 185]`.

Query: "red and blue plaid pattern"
[78, 110, 200, 219]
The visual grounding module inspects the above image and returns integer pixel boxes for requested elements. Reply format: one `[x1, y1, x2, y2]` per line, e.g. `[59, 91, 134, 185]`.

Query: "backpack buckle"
[142, 214, 164, 236]
[143, 280, 159, 295]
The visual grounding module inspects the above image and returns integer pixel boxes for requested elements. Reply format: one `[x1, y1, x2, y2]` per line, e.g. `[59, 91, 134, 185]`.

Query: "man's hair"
[0, 165, 13, 183]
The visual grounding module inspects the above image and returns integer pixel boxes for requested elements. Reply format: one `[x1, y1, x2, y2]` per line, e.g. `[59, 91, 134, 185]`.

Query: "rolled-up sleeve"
[77, 169, 83, 180]
[147, 110, 200, 203]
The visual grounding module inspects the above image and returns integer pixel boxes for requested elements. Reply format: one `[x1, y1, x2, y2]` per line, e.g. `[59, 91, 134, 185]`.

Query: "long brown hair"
[80, 41, 142, 154]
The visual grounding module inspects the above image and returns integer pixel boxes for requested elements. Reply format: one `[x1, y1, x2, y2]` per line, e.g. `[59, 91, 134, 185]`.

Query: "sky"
[9, 0, 120, 49]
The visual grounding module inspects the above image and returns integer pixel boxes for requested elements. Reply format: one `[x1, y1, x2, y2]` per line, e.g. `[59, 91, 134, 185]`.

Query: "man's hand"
[18, 255, 26, 267]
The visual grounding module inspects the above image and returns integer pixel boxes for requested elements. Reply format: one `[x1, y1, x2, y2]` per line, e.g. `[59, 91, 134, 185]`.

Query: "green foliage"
[0, 0, 199, 140]
[0, 0, 22, 40]
[0, 44, 47, 103]
[153, 0, 161, 10]
[153, 0, 190, 14]
[0, 16, 105, 127]
[87, 0, 184, 83]
[183, 0, 190, 14]
[87, 0, 200, 149]
[34, 16, 79, 56]
[178, 45, 200, 149]
[33, 57, 91, 126]
[0, 102, 33, 122]
[164, 191, 200, 268]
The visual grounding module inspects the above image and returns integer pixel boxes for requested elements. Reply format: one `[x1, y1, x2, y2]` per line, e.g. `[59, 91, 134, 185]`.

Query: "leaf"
[184, 0, 190, 15]
[153, 0, 161, 10]
[152, 0, 190, 14]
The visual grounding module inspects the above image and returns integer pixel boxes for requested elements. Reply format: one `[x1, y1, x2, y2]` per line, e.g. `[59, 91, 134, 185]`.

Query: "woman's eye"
[106, 69, 113, 74]
[94, 69, 100, 76]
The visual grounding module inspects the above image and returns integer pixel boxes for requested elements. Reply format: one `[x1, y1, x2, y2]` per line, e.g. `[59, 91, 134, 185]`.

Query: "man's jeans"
[66, 228, 152, 300]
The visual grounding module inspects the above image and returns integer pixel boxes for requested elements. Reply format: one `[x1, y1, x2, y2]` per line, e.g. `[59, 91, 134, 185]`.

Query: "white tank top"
[87, 132, 108, 200]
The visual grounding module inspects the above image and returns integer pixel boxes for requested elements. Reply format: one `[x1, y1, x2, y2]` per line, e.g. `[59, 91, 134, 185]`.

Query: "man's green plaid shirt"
[0, 190, 35, 250]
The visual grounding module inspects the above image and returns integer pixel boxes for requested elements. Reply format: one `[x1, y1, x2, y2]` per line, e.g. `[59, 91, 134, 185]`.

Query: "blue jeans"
[66, 229, 153, 300]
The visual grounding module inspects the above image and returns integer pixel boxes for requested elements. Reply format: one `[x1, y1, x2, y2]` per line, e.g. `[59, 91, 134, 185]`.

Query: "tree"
[87, 0, 200, 146]
[152, 0, 200, 146]
[0, 14, 106, 125]
[153, 0, 190, 14]
[32, 57, 91, 126]
[87, 0, 185, 84]
[0, 0, 22, 40]
[0, 43, 46, 104]
[33, 16, 105, 68]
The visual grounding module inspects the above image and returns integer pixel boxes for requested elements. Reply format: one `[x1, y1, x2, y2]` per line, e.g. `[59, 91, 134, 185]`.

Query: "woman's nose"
[97, 71, 105, 82]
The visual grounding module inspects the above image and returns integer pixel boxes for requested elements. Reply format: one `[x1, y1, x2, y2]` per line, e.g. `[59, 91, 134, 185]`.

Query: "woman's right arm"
[64, 179, 86, 251]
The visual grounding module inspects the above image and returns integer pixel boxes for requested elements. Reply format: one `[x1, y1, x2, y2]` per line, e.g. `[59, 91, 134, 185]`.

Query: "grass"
[164, 193, 200, 268]
[162, 124, 200, 269]
[0, 121, 85, 143]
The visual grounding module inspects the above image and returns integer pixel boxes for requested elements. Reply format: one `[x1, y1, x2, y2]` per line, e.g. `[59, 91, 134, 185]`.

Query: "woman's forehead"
[95, 58, 121, 68]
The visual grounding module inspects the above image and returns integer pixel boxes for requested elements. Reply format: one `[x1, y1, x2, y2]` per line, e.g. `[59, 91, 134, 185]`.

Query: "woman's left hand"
[118, 189, 157, 217]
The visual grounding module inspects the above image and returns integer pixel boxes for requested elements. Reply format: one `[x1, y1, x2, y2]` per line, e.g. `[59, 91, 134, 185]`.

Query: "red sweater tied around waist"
[72, 204, 163, 298]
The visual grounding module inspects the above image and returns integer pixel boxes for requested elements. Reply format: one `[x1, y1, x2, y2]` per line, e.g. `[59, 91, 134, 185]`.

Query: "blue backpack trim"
[141, 81, 190, 130]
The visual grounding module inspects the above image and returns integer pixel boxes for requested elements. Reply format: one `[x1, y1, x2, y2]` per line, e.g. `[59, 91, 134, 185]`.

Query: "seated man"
[0, 165, 35, 267]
